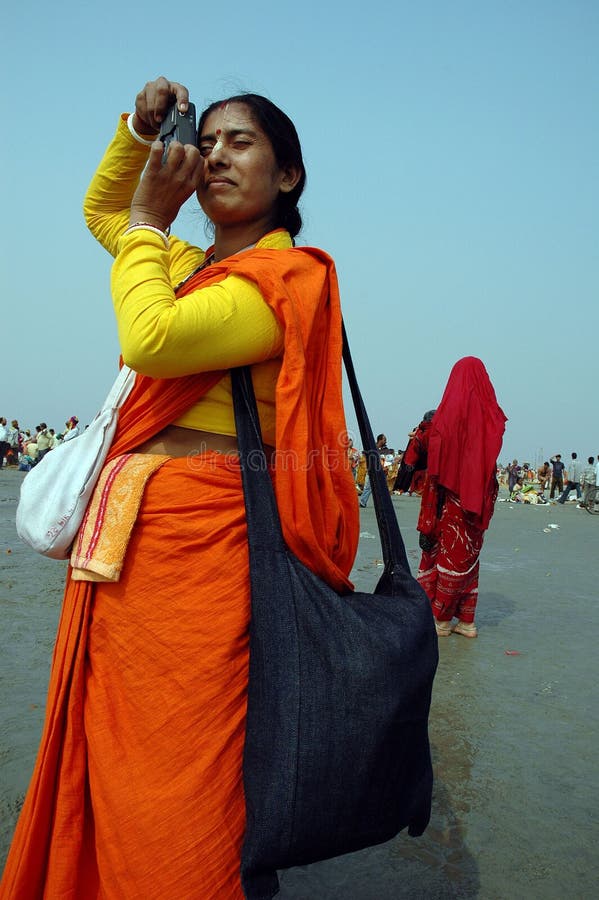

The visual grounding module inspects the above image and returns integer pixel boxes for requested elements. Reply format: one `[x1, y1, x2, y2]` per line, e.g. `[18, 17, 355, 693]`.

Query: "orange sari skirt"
[2, 455, 250, 899]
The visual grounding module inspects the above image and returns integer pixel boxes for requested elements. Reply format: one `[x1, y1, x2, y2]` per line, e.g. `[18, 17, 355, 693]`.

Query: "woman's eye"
[232, 139, 251, 149]
[199, 144, 214, 157]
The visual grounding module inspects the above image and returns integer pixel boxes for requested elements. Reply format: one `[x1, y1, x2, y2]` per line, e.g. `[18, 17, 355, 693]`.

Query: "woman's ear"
[279, 164, 302, 194]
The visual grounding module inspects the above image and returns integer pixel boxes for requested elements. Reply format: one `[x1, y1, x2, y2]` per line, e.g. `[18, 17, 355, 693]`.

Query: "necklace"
[173, 252, 215, 293]
[174, 242, 255, 293]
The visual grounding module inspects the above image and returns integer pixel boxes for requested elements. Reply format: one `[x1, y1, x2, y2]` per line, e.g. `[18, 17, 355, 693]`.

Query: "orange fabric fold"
[80, 457, 250, 896]
[1, 239, 359, 899]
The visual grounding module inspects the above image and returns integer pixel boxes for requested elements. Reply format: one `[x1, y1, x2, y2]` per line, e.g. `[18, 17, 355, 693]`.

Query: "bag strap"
[231, 364, 287, 553]
[341, 323, 410, 574]
[231, 324, 410, 578]
[103, 365, 136, 412]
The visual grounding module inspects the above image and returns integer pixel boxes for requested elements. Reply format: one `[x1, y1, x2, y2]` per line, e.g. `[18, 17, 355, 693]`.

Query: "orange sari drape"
[1, 244, 359, 898]
[84, 456, 251, 896]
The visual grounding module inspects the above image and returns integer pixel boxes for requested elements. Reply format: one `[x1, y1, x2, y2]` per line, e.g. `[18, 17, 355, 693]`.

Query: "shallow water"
[1, 471, 598, 897]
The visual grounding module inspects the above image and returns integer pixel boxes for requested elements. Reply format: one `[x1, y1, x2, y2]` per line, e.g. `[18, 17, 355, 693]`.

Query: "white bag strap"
[102, 365, 137, 413]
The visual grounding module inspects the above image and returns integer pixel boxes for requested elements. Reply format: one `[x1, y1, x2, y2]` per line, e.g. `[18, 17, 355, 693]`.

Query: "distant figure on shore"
[580, 457, 596, 509]
[62, 416, 80, 442]
[359, 433, 391, 508]
[0, 418, 9, 469]
[556, 451, 582, 503]
[507, 459, 521, 493]
[549, 454, 565, 498]
[537, 461, 551, 491]
[414, 357, 506, 639]
[347, 439, 361, 483]
[7, 420, 23, 466]
[509, 481, 548, 504]
[35, 423, 52, 461]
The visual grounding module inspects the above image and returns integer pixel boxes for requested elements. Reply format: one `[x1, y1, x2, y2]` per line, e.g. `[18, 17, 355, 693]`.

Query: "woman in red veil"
[415, 357, 506, 638]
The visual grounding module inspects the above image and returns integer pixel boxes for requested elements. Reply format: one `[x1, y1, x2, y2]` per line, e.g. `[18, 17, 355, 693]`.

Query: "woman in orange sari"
[2, 77, 358, 899]
[415, 358, 506, 639]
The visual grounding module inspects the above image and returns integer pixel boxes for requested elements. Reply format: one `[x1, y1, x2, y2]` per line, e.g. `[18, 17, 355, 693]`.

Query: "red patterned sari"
[418, 489, 485, 623]
[415, 358, 506, 626]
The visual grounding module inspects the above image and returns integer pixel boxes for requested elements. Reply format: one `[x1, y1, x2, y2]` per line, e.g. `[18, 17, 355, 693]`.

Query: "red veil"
[427, 357, 506, 531]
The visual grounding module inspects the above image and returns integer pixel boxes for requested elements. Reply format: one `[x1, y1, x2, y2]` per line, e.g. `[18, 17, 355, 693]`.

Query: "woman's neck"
[212, 219, 275, 261]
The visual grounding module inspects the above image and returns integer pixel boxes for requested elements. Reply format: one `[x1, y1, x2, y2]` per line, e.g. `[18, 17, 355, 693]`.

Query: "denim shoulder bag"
[232, 326, 438, 900]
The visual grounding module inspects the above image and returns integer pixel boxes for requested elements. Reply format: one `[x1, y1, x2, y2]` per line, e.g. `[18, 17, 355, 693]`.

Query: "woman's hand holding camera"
[130, 76, 202, 232]
[132, 75, 189, 134]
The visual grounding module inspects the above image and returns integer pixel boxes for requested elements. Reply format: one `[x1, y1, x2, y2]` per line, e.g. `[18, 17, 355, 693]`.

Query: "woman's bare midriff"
[133, 426, 240, 457]
[133, 425, 275, 459]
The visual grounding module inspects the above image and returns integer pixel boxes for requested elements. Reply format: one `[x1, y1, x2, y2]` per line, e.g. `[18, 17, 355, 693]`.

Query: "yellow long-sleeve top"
[83, 114, 285, 445]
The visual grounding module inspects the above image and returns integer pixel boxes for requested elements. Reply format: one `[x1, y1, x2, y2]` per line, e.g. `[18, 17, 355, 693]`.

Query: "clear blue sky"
[2, 0, 598, 465]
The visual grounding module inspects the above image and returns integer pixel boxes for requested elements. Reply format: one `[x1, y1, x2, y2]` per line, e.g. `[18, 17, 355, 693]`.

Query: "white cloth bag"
[16, 365, 137, 559]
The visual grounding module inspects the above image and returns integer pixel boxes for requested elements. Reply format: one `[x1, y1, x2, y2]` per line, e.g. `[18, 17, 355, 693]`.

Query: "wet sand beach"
[1, 468, 597, 898]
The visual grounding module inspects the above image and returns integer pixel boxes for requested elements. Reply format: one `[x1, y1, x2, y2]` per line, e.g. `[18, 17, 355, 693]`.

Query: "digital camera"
[159, 102, 197, 163]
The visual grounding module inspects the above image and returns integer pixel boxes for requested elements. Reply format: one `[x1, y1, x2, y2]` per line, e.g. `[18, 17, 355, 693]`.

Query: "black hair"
[572, 452, 577, 459]
[197, 94, 306, 239]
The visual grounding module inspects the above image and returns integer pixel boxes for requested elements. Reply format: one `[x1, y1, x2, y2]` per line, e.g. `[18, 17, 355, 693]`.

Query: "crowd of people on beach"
[7, 404, 595, 514]
[5, 405, 596, 516]
[349, 435, 598, 512]
[0, 415, 81, 471]
[347, 419, 437, 505]
[499, 452, 599, 508]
